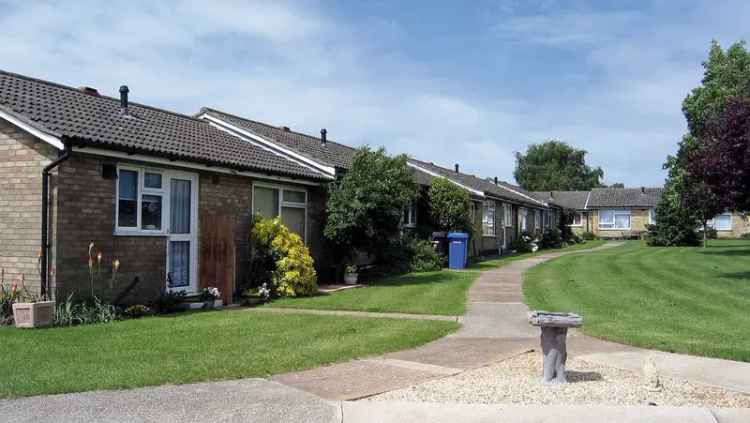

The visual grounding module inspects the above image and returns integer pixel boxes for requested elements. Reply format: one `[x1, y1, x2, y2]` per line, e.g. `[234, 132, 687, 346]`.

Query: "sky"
[1, 0, 749, 187]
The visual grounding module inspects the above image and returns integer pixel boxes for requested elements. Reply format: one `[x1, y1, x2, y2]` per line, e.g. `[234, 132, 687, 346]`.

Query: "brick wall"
[54, 153, 167, 303]
[591, 208, 650, 238]
[716, 212, 750, 238]
[0, 120, 57, 292]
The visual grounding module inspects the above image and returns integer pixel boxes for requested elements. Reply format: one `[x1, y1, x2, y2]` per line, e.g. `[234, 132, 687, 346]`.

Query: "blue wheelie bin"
[447, 232, 469, 269]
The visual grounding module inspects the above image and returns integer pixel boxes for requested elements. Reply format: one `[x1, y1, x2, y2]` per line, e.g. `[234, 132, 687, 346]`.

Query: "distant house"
[535, 188, 662, 238]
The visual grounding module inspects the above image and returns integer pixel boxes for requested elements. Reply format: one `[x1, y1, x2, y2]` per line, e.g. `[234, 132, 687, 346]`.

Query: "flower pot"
[344, 273, 358, 285]
[203, 298, 223, 309]
[12, 301, 55, 328]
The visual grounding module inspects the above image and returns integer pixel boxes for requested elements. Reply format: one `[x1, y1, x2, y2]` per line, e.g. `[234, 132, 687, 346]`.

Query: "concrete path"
[0, 379, 339, 423]
[249, 306, 460, 322]
[341, 401, 750, 423]
[272, 243, 624, 400]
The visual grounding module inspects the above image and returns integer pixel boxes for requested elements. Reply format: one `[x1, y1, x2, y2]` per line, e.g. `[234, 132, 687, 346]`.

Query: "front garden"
[0, 308, 457, 398]
[524, 239, 750, 362]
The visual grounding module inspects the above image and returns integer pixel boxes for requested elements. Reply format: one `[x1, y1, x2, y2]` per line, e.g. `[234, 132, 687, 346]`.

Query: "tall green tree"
[653, 41, 750, 246]
[428, 177, 472, 233]
[324, 147, 417, 261]
[513, 141, 603, 191]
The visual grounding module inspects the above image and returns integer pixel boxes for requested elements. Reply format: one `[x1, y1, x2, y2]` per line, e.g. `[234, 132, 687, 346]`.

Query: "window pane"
[283, 190, 306, 203]
[141, 194, 162, 230]
[281, 206, 305, 240]
[144, 172, 162, 189]
[600, 210, 615, 224]
[171, 179, 192, 234]
[615, 213, 630, 229]
[168, 241, 190, 288]
[715, 214, 732, 230]
[254, 187, 280, 218]
[118, 169, 138, 227]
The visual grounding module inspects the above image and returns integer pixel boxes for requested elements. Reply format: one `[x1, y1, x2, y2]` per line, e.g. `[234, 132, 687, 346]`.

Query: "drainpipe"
[40, 143, 72, 300]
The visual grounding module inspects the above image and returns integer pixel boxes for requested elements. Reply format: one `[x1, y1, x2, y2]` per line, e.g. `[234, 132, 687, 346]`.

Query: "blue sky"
[1, 0, 749, 186]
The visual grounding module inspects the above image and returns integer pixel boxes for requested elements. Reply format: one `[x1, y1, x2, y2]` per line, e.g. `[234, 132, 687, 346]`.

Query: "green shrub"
[153, 291, 187, 314]
[741, 232, 750, 239]
[406, 238, 442, 272]
[428, 177, 473, 233]
[509, 232, 537, 253]
[250, 216, 318, 297]
[697, 226, 718, 240]
[581, 231, 597, 241]
[540, 228, 563, 249]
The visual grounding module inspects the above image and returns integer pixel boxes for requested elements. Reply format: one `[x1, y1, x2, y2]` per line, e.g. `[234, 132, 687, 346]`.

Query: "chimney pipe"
[641, 186, 645, 194]
[494, 176, 498, 185]
[119, 85, 129, 115]
[320, 128, 327, 146]
[455, 164, 459, 173]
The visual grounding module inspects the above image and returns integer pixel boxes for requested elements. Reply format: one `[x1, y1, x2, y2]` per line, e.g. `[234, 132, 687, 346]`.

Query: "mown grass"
[0, 309, 458, 397]
[274, 240, 606, 315]
[524, 239, 750, 362]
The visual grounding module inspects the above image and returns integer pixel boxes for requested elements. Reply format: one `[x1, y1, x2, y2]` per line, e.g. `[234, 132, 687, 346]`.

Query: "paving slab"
[0, 379, 339, 423]
[579, 350, 750, 394]
[341, 401, 732, 423]
[382, 336, 535, 370]
[453, 303, 538, 339]
[270, 359, 446, 400]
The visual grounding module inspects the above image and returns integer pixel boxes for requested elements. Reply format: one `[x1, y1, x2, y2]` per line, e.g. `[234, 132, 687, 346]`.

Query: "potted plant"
[344, 264, 359, 285]
[5, 275, 54, 329]
[199, 287, 222, 309]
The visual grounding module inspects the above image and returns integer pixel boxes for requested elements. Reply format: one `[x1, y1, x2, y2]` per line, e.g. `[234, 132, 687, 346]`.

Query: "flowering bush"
[199, 287, 221, 302]
[250, 216, 318, 297]
[0, 272, 38, 325]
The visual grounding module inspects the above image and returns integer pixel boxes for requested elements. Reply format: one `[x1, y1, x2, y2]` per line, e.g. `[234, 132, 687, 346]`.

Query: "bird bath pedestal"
[527, 310, 583, 383]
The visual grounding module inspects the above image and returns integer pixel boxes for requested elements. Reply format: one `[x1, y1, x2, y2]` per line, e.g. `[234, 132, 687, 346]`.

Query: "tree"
[652, 41, 750, 246]
[324, 147, 418, 262]
[607, 182, 625, 188]
[514, 140, 603, 191]
[686, 96, 750, 214]
[427, 177, 472, 233]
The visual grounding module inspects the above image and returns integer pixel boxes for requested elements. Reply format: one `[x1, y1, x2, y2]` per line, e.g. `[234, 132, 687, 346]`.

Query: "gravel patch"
[368, 352, 750, 408]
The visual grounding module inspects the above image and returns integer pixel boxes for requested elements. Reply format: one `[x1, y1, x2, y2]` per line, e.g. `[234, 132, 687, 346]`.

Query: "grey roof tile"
[587, 187, 664, 208]
[0, 70, 329, 180]
[200, 107, 357, 169]
[531, 191, 590, 210]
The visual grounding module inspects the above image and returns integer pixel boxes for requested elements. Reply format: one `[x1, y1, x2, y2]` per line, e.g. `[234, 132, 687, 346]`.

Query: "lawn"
[273, 240, 607, 316]
[524, 239, 750, 362]
[0, 309, 458, 398]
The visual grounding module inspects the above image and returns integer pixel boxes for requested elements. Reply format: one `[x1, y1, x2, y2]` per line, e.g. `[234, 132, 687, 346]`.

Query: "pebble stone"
[368, 352, 750, 408]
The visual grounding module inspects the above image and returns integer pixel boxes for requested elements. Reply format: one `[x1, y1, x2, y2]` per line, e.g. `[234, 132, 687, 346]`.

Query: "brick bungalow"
[197, 108, 560, 257]
[0, 70, 334, 304]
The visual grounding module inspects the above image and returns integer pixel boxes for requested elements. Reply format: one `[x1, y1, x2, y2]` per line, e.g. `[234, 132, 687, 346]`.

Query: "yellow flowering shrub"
[251, 216, 318, 297]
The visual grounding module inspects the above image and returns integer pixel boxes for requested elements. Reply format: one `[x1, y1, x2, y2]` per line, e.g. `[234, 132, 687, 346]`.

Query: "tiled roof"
[531, 191, 590, 210]
[199, 107, 357, 169]
[587, 187, 664, 208]
[407, 158, 546, 207]
[0, 70, 329, 180]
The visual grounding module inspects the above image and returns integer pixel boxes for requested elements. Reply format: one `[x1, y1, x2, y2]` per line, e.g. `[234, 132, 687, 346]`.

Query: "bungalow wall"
[590, 208, 650, 238]
[50, 152, 326, 304]
[0, 120, 59, 293]
[715, 212, 750, 238]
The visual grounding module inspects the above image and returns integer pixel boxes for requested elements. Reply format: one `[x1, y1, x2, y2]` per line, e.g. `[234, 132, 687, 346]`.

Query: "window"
[482, 200, 495, 236]
[253, 184, 307, 241]
[708, 212, 732, 231]
[570, 213, 583, 227]
[649, 208, 656, 225]
[403, 201, 417, 228]
[599, 209, 631, 230]
[503, 203, 512, 227]
[520, 207, 528, 232]
[535, 210, 541, 230]
[116, 167, 165, 233]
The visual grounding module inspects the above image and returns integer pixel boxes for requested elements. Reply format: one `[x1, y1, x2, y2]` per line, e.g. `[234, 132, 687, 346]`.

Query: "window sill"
[114, 230, 168, 237]
[598, 228, 631, 231]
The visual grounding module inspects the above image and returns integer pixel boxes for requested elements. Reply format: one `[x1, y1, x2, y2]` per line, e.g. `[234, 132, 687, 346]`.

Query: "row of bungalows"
[534, 187, 750, 239]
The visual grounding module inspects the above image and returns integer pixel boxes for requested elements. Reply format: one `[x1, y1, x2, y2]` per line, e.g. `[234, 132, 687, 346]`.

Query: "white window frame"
[648, 208, 656, 225]
[115, 165, 168, 236]
[403, 201, 417, 228]
[569, 212, 583, 227]
[520, 207, 528, 232]
[535, 209, 541, 230]
[503, 203, 512, 228]
[482, 200, 496, 237]
[252, 182, 308, 242]
[598, 209, 631, 230]
[708, 212, 732, 231]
